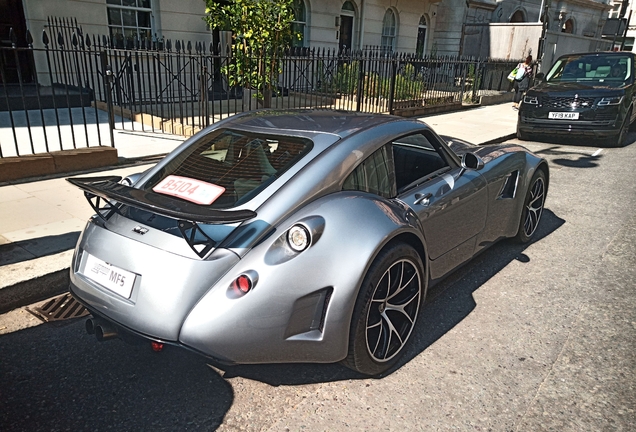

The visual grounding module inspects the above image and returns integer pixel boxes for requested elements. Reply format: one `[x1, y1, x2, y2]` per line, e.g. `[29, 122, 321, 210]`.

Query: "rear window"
[144, 129, 313, 208]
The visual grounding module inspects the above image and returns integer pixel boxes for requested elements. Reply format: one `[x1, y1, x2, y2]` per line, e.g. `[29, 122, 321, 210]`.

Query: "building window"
[562, 19, 574, 34]
[107, 0, 152, 47]
[510, 10, 525, 23]
[416, 15, 427, 57]
[381, 9, 397, 52]
[291, 0, 306, 48]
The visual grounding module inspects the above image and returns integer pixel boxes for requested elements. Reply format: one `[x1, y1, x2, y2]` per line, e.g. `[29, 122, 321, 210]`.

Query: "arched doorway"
[510, 10, 525, 23]
[339, 1, 356, 53]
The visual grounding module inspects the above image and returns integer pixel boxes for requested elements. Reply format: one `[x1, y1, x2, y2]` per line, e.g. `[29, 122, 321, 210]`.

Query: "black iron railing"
[0, 23, 519, 158]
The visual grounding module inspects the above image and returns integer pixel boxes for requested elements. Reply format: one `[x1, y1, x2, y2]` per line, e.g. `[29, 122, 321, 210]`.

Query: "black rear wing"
[67, 176, 257, 257]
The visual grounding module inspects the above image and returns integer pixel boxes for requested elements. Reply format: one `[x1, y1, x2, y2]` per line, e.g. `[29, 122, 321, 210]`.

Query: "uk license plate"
[548, 112, 579, 120]
[82, 253, 136, 299]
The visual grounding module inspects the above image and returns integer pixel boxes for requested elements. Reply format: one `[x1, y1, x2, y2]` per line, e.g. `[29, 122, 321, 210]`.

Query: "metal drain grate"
[27, 293, 90, 322]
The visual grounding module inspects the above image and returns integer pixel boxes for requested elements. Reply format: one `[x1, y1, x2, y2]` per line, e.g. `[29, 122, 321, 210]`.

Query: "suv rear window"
[144, 129, 313, 208]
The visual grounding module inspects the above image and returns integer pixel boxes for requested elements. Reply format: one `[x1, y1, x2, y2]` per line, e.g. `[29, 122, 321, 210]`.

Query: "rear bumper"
[72, 294, 236, 365]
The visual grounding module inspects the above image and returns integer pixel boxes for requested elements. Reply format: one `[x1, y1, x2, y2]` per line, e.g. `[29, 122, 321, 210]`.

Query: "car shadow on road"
[518, 131, 636, 150]
[529, 145, 604, 169]
[209, 209, 566, 385]
[0, 321, 234, 431]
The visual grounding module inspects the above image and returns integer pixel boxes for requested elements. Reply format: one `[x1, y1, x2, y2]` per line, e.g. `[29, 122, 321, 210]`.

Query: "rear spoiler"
[67, 176, 257, 257]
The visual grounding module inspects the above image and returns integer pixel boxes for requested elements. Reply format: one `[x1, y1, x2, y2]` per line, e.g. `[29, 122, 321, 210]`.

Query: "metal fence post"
[356, 57, 364, 112]
[388, 57, 397, 115]
[100, 51, 115, 147]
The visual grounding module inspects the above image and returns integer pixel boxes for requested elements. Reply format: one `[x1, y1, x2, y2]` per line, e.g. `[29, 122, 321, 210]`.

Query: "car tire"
[515, 169, 547, 243]
[517, 129, 530, 141]
[605, 110, 631, 148]
[343, 243, 424, 376]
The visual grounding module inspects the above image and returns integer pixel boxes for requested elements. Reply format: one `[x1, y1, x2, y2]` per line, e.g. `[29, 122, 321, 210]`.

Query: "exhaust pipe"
[85, 317, 118, 341]
[95, 323, 118, 341]
[85, 317, 98, 335]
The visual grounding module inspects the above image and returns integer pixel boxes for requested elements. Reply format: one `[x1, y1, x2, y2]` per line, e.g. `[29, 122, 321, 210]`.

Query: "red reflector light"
[151, 341, 164, 352]
[235, 274, 252, 294]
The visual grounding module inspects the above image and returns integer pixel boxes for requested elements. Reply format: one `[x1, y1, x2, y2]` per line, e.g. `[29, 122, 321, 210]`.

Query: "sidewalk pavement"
[0, 102, 519, 312]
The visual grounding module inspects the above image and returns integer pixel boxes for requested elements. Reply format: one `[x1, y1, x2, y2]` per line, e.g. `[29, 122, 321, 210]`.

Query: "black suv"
[517, 52, 636, 147]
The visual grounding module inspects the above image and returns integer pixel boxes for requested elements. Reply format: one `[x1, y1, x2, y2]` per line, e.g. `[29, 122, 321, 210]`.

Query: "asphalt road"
[1, 135, 635, 431]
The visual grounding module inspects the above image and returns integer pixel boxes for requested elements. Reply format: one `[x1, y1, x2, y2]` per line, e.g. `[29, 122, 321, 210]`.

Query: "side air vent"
[284, 287, 333, 340]
[499, 170, 519, 199]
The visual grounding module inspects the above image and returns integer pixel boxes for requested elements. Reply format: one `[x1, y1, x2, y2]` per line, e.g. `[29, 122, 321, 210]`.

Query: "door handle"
[414, 192, 432, 205]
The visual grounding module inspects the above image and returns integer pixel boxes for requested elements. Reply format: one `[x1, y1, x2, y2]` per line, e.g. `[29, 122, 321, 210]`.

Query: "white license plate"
[82, 254, 136, 299]
[549, 112, 579, 120]
[152, 175, 226, 205]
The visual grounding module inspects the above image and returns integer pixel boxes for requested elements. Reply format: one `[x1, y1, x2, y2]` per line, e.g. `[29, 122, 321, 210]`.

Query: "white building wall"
[431, 0, 466, 55]
[155, 0, 211, 43]
[305, 0, 437, 53]
[23, 0, 109, 46]
[21, 0, 436, 55]
[22, 0, 210, 49]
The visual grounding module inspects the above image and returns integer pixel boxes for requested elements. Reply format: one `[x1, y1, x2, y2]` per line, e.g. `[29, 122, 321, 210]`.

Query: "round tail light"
[233, 274, 253, 294]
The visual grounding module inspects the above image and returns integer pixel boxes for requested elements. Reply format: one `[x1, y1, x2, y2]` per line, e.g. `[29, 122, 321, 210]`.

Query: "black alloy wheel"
[515, 170, 547, 243]
[344, 243, 424, 376]
[607, 109, 631, 148]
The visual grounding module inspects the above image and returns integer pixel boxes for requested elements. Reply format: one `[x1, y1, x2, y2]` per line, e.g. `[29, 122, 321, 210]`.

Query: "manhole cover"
[27, 293, 89, 322]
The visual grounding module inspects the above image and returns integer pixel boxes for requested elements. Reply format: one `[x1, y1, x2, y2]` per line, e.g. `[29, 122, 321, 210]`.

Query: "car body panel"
[68, 109, 548, 365]
[179, 192, 423, 363]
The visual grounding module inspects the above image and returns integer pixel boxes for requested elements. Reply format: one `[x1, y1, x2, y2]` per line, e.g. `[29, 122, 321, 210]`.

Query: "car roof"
[224, 109, 404, 139]
[558, 51, 635, 59]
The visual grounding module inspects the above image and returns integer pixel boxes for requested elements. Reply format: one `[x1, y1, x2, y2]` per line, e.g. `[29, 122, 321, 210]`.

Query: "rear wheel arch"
[384, 233, 429, 286]
[536, 162, 550, 194]
[356, 231, 429, 301]
[342, 230, 429, 350]
[343, 239, 426, 375]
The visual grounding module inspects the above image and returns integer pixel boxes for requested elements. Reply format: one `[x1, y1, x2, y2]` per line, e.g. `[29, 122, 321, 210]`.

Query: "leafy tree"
[203, 0, 298, 107]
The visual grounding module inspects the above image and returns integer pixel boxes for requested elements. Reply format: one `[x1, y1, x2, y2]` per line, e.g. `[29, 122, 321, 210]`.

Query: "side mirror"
[535, 72, 545, 82]
[461, 152, 484, 171]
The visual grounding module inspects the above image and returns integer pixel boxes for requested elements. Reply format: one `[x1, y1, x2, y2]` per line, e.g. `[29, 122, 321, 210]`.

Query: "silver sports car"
[68, 110, 548, 375]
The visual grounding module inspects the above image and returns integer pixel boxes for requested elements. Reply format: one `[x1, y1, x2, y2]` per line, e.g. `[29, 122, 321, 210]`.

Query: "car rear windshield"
[546, 54, 633, 87]
[143, 129, 313, 208]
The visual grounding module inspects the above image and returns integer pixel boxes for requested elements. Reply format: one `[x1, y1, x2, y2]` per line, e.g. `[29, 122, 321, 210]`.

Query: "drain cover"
[27, 293, 89, 322]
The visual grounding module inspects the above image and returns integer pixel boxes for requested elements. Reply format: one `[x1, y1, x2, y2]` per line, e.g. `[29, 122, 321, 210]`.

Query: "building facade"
[2, 0, 443, 56]
[0, 0, 614, 68]
[433, 0, 611, 57]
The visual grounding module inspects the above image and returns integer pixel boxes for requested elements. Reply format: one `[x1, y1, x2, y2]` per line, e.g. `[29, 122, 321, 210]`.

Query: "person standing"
[513, 55, 533, 109]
